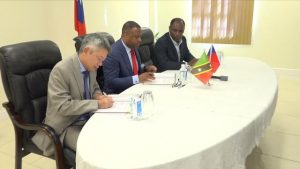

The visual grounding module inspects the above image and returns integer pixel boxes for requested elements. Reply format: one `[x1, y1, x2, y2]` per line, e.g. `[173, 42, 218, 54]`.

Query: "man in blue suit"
[154, 18, 198, 72]
[103, 21, 157, 94]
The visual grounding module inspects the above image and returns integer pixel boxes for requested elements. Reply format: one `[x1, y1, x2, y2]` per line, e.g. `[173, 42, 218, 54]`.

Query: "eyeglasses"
[96, 55, 106, 62]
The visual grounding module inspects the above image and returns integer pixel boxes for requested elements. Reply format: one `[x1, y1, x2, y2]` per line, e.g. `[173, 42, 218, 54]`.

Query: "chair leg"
[14, 127, 23, 169]
[15, 152, 22, 169]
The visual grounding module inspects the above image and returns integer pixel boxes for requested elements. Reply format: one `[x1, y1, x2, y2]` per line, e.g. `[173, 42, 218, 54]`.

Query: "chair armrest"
[3, 102, 60, 141]
[2, 101, 65, 166]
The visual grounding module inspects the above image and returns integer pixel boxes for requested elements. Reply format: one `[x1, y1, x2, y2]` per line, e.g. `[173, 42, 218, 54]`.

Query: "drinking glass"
[142, 90, 155, 118]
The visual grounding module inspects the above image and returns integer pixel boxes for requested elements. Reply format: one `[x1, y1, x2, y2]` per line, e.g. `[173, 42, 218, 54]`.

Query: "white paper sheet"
[95, 101, 130, 113]
[143, 72, 175, 85]
[95, 95, 131, 113]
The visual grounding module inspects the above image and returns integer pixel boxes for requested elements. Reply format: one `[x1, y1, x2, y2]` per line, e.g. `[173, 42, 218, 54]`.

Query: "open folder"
[94, 95, 131, 113]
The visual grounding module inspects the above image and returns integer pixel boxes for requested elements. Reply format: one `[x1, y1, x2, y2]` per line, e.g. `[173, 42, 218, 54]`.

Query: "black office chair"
[0, 40, 75, 169]
[73, 32, 115, 90]
[138, 27, 156, 66]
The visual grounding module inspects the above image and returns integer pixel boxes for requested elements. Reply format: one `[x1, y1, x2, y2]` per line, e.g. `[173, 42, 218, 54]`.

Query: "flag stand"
[207, 81, 212, 86]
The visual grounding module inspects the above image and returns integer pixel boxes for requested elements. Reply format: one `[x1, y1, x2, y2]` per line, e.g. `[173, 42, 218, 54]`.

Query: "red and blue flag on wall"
[74, 0, 86, 36]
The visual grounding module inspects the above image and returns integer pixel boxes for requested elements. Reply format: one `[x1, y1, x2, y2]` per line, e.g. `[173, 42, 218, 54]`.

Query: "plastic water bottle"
[130, 95, 143, 120]
[179, 64, 187, 85]
[184, 62, 192, 82]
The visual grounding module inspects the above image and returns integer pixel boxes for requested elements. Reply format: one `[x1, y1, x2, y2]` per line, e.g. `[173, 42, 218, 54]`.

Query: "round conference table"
[76, 57, 278, 169]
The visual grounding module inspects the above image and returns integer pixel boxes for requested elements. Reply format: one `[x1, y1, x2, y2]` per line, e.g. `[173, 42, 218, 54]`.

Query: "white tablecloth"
[76, 57, 278, 169]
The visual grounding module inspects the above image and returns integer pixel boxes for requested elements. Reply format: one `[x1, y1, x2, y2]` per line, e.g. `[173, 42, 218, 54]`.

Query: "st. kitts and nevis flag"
[191, 51, 213, 85]
[207, 45, 220, 73]
[74, 0, 86, 36]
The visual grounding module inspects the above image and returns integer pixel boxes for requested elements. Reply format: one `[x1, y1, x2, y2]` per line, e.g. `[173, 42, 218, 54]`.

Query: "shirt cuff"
[132, 75, 139, 84]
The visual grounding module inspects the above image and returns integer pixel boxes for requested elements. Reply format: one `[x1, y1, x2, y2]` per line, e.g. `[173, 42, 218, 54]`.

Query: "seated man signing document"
[103, 21, 157, 94]
[32, 33, 113, 156]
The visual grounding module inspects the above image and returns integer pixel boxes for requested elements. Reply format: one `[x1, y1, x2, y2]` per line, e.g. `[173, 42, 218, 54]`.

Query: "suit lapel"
[118, 40, 134, 75]
[71, 55, 84, 99]
[167, 34, 180, 62]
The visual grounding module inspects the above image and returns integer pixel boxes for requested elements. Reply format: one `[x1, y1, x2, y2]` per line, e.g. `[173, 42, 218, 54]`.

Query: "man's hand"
[97, 96, 113, 109]
[145, 65, 157, 73]
[93, 93, 105, 100]
[138, 72, 155, 83]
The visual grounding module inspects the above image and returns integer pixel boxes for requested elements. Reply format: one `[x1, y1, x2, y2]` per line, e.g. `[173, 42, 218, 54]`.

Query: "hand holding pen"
[95, 92, 113, 109]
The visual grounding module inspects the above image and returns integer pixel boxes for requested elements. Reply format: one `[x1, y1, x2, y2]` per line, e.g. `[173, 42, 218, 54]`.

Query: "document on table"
[143, 72, 175, 85]
[95, 95, 131, 113]
[110, 94, 131, 102]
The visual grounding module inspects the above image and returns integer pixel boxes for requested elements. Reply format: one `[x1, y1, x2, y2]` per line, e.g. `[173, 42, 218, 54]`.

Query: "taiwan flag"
[191, 51, 213, 85]
[207, 45, 220, 73]
[74, 0, 86, 36]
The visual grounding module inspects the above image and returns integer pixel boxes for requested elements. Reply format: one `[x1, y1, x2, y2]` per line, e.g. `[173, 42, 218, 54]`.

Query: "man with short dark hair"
[103, 21, 157, 94]
[154, 18, 197, 72]
[32, 33, 113, 156]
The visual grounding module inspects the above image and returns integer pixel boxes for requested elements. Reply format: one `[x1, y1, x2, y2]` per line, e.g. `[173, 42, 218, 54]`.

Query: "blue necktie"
[77, 71, 92, 122]
[83, 70, 91, 99]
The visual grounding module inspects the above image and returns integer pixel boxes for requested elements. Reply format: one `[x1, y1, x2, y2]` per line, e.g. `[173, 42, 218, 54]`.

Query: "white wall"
[0, 1, 50, 45]
[0, 1, 51, 113]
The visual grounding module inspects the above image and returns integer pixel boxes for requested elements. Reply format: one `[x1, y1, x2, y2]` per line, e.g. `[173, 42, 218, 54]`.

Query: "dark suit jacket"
[103, 39, 142, 94]
[154, 32, 195, 72]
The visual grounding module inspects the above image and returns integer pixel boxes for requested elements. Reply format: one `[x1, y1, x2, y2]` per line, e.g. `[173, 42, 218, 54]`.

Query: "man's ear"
[83, 46, 89, 54]
[83, 46, 93, 55]
[123, 31, 130, 39]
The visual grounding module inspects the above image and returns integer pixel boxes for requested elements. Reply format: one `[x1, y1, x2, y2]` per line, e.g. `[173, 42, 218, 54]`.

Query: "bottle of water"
[130, 95, 143, 120]
[179, 64, 187, 85]
[185, 62, 192, 82]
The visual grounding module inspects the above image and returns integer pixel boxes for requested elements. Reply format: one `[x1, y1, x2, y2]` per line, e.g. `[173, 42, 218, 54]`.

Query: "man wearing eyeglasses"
[32, 33, 113, 156]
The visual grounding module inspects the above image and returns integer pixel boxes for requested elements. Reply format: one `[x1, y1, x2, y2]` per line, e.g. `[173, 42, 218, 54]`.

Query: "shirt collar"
[121, 39, 131, 54]
[77, 55, 87, 73]
[169, 32, 182, 46]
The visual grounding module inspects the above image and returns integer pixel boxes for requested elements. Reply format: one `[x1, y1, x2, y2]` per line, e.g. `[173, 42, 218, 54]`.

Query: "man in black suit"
[154, 18, 197, 72]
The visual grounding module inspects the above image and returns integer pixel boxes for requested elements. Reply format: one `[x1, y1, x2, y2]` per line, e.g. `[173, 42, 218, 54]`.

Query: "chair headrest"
[0, 40, 61, 75]
[140, 27, 154, 46]
[0, 40, 62, 102]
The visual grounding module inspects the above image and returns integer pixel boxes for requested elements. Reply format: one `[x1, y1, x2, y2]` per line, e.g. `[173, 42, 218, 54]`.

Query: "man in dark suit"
[103, 21, 157, 94]
[154, 18, 198, 72]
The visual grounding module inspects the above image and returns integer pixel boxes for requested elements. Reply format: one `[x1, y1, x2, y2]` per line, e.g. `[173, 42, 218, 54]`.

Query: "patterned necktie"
[130, 48, 138, 75]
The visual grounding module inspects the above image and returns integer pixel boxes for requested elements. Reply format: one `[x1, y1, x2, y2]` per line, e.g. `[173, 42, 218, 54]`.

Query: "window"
[192, 0, 254, 44]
